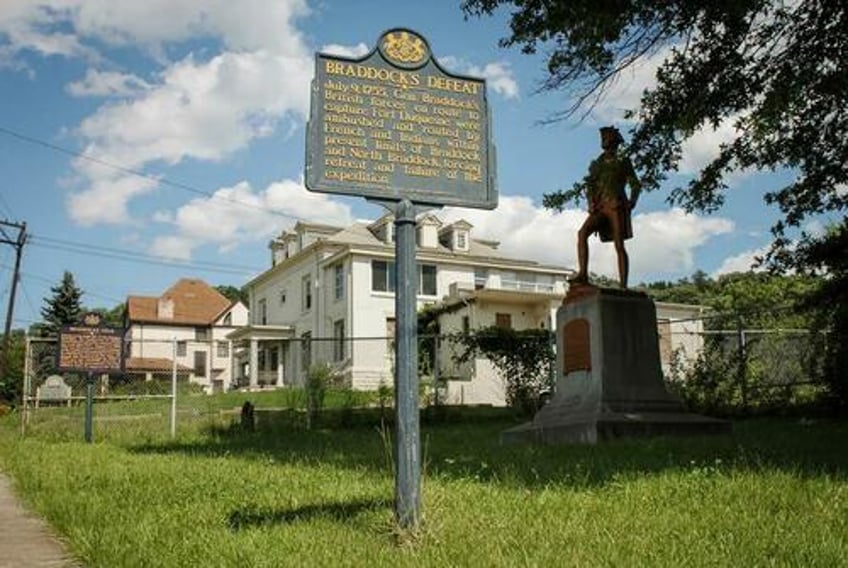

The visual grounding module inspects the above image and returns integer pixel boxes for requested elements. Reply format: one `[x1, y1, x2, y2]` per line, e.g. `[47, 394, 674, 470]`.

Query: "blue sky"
[0, 1, 808, 328]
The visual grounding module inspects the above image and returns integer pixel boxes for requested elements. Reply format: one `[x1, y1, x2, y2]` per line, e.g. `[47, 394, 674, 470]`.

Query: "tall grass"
[0, 405, 846, 567]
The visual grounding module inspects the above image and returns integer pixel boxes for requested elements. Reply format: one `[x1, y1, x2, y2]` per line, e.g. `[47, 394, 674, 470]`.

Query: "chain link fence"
[664, 325, 827, 414]
[18, 316, 829, 441]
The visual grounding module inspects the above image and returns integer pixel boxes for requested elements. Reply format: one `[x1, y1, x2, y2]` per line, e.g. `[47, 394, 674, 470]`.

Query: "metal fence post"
[171, 338, 177, 438]
[737, 322, 748, 409]
[84, 372, 94, 443]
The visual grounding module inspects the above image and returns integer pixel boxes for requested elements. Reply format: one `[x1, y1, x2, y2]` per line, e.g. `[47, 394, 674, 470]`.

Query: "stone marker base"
[502, 285, 730, 445]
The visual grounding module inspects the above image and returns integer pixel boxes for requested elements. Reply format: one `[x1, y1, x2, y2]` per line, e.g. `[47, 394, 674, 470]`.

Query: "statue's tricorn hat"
[600, 126, 624, 145]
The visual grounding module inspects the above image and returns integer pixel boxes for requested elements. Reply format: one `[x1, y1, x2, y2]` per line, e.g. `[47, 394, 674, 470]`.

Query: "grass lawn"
[0, 399, 846, 567]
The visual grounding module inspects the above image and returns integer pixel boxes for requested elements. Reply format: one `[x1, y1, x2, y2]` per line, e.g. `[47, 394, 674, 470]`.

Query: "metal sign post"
[84, 372, 95, 443]
[304, 28, 498, 530]
[58, 312, 126, 443]
[393, 199, 421, 528]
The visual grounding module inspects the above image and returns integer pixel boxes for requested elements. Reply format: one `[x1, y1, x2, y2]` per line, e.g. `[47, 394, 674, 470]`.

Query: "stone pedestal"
[502, 286, 729, 444]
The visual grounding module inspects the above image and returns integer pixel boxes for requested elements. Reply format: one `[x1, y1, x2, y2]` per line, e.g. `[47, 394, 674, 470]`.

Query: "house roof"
[127, 278, 232, 325]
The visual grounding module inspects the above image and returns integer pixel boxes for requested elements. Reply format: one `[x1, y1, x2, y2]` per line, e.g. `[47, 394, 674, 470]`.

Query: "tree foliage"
[641, 270, 818, 330]
[0, 329, 25, 404]
[40, 271, 83, 336]
[463, 0, 847, 276]
[215, 285, 249, 307]
[451, 326, 554, 413]
[644, 270, 832, 411]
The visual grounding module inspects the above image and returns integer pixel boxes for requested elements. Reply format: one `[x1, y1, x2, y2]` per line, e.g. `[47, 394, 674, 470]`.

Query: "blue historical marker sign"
[306, 28, 497, 208]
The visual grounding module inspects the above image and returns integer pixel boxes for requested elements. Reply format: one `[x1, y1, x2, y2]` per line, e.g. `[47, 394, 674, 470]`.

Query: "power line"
[29, 240, 258, 276]
[0, 125, 302, 221]
[33, 234, 263, 272]
[0, 262, 125, 305]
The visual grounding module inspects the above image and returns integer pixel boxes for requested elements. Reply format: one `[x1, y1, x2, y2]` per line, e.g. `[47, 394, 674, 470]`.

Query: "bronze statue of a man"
[571, 126, 641, 289]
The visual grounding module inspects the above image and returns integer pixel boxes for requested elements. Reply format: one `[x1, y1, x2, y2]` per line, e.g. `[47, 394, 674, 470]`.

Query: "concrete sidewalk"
[0, 473, 76, 567]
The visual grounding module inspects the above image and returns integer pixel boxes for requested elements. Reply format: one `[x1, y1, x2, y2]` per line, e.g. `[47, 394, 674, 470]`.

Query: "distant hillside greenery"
[638, 270, 819, 330]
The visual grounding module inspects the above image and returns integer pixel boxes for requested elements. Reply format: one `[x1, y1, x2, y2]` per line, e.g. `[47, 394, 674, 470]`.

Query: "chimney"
[157, 298, 174, 319]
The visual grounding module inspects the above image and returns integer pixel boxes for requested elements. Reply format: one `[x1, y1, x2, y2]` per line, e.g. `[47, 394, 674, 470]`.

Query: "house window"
[419, 264, 437, 296]
[223, 312, 232, 326]
[334, 264, 344, 301]
[195, 327, 210, 342]
[194, 351, 207, 377]
[301, 331, 312, 373]
[371, 260, 437, 295]
[279, 289, 287, 305]
[474, 268, 488, 290]
[372, 260, 396, 292]
[333, 319, 345, 361]
[176, 341, 187, 357]
[257, 298, 267, 325]
[217, 341, 229, 358]
[302, 275, 312, 310]
[456, 231, 467, 249]
[495, 313, 512, 329]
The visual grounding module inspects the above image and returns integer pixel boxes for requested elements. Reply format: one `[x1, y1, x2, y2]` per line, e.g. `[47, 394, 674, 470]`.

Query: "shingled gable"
[127, 279, 232, 326]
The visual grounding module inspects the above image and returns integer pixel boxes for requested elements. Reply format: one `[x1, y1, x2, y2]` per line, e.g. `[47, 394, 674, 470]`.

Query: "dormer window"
[439, 219, 472, 252]
[456, 231, 468, 250]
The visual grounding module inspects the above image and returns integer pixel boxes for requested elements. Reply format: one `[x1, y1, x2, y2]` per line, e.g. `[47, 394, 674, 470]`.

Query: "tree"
[215, 284, 249, 307]
[89, 304, 126, 328]
[40, 271, 84, 336]
[463, 1, 846, 273]
[0, 329, 25, 404]
[464, 0, 847, 405]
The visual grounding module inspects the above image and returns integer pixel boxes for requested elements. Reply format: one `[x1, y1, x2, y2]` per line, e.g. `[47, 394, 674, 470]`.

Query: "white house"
[235, 216, 709, 405]
[234, 215, 572, 401]
[125, 278, 249, 393]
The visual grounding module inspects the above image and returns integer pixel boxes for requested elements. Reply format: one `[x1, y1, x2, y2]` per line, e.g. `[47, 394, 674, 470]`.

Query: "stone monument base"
[502, 285, 730, 445]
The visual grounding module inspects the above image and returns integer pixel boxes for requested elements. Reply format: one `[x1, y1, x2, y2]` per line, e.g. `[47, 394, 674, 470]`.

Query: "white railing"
[499, 279, 555, 293]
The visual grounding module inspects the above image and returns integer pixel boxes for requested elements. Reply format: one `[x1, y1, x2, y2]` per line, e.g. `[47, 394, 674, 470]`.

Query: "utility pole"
[0, 220, 27, 383]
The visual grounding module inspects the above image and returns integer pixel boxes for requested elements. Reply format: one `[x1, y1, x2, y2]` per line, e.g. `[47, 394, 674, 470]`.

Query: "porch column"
[249, 338, 258, 389]
[229, 340, 236, 389]
[276, 342, 284, 386]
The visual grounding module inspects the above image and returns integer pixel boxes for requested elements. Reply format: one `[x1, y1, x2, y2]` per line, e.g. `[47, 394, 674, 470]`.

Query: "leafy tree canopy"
[215, 285, 249, 307]
[463, 0, 847, 277]
[640, 270, 818, 330]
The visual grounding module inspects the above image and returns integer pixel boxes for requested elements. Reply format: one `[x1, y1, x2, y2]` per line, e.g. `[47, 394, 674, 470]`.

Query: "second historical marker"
[305, 28, 497, 209]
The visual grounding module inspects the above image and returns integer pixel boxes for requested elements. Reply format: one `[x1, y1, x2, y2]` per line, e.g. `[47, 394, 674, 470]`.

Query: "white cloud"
[320, 42, 369, 58]
[151, 178, 352, 260]
[439, 56, 519, 100]
[590, 48, 669, 122]
[67, 172, 157, 225]
[679, 118, 742, 174]
[46, 1, 314, 226]
[713, 246, 769, 277]
[0, 1, 310, 60]
[466, 61, 519, 99]
[0, 1, 93, 60]
[443, 197, 733, 281]
[66, 68, 150, 97]
[75, 49, 311, 165]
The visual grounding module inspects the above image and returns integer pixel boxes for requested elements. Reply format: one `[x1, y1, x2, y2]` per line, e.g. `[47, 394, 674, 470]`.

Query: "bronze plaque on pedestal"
[562, 318, 591, 374]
